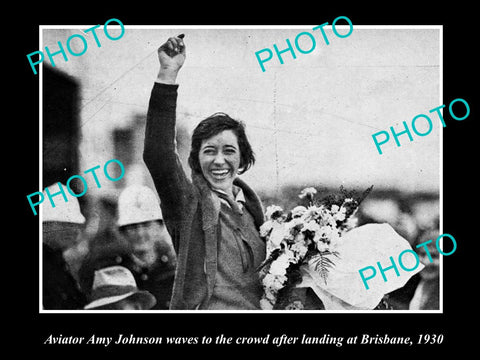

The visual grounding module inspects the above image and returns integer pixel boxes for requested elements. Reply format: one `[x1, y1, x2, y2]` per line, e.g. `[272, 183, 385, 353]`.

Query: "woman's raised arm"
[155, 35, 186, 84]
[143, 36, 193, 230]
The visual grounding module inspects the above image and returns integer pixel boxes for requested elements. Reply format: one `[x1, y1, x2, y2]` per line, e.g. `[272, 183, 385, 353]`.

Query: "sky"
[41, 25, 441, 196]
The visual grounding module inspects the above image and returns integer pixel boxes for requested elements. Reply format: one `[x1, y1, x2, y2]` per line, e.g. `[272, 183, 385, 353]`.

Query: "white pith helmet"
[360, 198, 400, 224]
[42, 183, 86, 224]
[117, 184, 163, 227]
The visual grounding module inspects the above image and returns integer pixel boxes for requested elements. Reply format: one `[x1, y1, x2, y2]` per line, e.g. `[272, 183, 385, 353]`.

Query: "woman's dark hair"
[188, 112, 255, 175]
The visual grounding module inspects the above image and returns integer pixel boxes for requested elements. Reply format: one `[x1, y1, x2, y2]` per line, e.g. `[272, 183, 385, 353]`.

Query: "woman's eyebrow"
[201, 144, 217, 150]
[223, 144, 238, 149]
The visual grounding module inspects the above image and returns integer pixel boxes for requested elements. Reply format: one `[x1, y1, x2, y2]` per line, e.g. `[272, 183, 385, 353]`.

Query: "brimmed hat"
[84, 265, 156, 310]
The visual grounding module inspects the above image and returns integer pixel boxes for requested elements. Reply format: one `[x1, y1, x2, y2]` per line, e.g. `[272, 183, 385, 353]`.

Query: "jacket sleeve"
[143, 82, 193, 230]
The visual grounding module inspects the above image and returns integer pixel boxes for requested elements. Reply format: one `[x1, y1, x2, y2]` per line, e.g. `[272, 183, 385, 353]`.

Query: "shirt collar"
[234, 186, 246, 204]
[212, 185, 245, 204]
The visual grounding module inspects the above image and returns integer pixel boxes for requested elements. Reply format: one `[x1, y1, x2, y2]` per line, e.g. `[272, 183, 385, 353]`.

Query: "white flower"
[262, 273, 276, 287]
[334, 211, 346, 222]
[265, 205, 283, 220]
[269, 223, 288, 248]
[274, 275, 288, 291]
[260, 298, 274, 310]
[268, 262, 286, 277]
[285, 217, 304, 232]
[303, 205, 324, 222]
[302, 220, 321, 234]
[331, 204, 340, 213]
[293, 231, 305, 243]
[263, 272, 288, 293]
[290, 240, 308, 260]
[291, 205, 307, 218]
[333, 206, 347, 222]
[318, 210, 337, 228]
[310, 224, 337, 245]
[269, 254, 291, 276]
[299, 187, 317, 199]
[320, 225, 334, 237]
[316, 241, 329, 252]
[283, 248, 296, 262]
[259, 220, 274, 238]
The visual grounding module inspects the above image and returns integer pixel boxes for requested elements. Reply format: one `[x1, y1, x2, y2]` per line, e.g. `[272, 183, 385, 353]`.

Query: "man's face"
[99, 297, 144, 310]
[121, 220, 169, 268]
[43, 221, 83, 251]
[418, 246, 440, 280]
[110, 297, 143, 310]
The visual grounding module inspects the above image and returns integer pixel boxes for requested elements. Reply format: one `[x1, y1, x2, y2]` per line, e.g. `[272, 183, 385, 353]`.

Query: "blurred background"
[41, 26, 441, 310]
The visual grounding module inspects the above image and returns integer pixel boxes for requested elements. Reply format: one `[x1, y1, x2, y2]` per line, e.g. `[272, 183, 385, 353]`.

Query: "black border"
[17, 3, 476, 356]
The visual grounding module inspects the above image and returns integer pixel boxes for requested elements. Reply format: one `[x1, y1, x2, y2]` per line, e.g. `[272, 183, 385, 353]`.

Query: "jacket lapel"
[233, 177, 266, 229]
[192, 173, 265, 230]
[192, 173, 219, 303]
[192, 172, 221, 230]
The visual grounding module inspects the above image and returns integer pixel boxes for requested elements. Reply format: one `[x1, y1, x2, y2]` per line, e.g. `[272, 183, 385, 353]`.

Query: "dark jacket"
[43, 244, 86, 310]
[143, 82, 265, 309]
[78, 227, 175, 310]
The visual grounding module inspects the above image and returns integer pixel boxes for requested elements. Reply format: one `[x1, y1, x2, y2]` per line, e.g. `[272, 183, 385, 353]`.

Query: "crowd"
[356, 195, 440, 310]
[42, 180, 439, 311]
[42, 183, 176, 310]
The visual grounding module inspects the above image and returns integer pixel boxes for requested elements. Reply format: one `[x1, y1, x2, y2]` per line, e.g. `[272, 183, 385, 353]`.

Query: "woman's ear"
[238, 155, 248, 174]
[237, 162, 245, 175]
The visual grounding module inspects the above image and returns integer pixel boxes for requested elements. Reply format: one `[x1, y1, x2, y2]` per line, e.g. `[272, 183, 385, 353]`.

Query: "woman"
[143, 36, 266, 310]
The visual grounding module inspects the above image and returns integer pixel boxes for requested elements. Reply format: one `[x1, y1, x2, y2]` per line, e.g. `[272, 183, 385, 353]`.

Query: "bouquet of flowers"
[257, 186, 373, 310]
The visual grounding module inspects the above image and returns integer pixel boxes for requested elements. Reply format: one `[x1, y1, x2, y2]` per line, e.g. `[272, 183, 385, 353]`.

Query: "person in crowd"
[84, 265, 156, 310]
[409, 227, 440, 310]
[143, 36, 266, 310]
[116, 184, 177, 309]
[42, 183, 87, 310]
[79, 185, 176, 310]
[78, 227, 129, 295]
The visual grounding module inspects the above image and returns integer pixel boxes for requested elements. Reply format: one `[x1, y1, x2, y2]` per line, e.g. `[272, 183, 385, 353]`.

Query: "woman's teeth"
[211, 169, 229, 178]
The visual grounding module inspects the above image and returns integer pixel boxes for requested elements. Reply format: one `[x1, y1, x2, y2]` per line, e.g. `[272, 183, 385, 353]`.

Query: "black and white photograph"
[16, 5, 476, 356]
[37, 24, 442, 313]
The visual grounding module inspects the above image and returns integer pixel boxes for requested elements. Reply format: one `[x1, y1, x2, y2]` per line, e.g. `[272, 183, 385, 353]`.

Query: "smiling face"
[199, 130, 241, 196]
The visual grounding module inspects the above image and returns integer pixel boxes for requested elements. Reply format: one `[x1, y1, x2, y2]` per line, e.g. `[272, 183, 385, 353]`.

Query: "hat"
[117, 185, 163, 227]
[42, 183, 86, 224]
[84, 265, 156, 310]
[360, 198, 400, 224]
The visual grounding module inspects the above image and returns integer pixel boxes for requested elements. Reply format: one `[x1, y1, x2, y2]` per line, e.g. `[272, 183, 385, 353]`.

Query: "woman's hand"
[156, 35, 186, 84]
